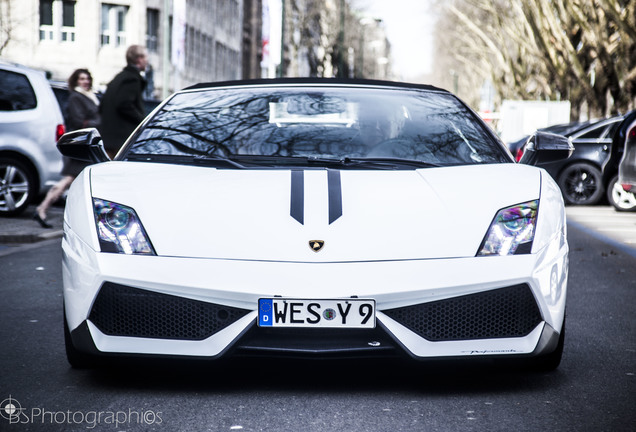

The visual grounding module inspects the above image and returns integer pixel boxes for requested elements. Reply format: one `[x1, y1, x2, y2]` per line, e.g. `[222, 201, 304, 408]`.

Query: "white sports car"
[59, 79, 571, 370]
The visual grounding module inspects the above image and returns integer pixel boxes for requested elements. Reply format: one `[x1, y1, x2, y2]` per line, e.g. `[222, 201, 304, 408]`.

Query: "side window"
[603, 121, 621, 139]
[0, 70, 37, 111]
[578, 125, 606, 139]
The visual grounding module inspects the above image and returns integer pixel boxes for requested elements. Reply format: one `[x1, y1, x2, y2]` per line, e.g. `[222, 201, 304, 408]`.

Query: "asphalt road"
[0, 211, 634, 432]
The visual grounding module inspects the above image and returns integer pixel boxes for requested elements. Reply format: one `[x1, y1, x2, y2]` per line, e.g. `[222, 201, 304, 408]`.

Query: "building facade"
[0, 0, 389, 95]
[1, 0, 249, 97]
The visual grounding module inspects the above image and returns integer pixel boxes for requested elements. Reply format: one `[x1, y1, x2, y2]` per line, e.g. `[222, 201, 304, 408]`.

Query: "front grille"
[89, 282, 250, 340]
[383, 284, 542, 341]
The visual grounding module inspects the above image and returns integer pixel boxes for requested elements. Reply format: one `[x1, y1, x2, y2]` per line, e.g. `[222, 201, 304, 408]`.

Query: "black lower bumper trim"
[231, 323, 401, 359]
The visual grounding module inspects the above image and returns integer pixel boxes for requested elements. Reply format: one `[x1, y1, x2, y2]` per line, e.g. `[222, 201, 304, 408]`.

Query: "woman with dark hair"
[34, 69, 100, 228]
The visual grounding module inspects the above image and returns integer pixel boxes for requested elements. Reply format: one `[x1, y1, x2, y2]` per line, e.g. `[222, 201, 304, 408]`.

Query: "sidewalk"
[0, 204, 65, 243]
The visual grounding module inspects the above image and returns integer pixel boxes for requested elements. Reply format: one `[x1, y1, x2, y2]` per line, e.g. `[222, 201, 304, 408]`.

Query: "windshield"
[123, 85, 510, 169]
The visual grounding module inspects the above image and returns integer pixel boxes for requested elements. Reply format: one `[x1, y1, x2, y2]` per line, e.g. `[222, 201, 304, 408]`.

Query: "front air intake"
[383, 284, 542, 341]
[89, 282, 250, 340]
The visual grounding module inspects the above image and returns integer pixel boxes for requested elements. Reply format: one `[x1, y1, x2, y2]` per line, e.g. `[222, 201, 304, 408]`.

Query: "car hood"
[89, 162, 541, 261]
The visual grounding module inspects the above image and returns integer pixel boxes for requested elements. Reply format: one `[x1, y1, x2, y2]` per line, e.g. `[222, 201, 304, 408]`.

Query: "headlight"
[93, 198, 155, 255]
[477, 200, 538, 256]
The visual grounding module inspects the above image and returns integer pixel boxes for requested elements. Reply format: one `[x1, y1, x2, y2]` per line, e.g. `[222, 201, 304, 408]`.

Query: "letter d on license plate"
[258, 298, 375, 328]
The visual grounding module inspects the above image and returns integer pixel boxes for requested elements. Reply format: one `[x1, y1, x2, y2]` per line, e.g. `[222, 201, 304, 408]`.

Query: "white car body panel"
[85, 162, 542, 261]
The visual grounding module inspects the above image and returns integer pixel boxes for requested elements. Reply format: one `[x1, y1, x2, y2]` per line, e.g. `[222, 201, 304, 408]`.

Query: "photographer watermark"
[2, 396, 162, 429]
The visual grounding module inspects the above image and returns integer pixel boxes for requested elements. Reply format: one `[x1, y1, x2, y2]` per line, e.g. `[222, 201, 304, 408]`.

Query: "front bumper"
[63, 229, 568, 360]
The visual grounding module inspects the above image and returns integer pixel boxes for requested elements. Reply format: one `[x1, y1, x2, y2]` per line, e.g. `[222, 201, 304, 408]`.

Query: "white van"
[0, 61, 65, 216]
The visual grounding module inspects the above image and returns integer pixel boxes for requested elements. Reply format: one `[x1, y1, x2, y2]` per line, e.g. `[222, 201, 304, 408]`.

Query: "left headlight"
[477, 200, 538, 256]
[93, 198, 156, 255]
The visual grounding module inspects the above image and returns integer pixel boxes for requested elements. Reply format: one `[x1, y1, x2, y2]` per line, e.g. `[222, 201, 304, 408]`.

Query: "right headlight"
[477, 200, 538, 256]
[93, 198, 155, 255]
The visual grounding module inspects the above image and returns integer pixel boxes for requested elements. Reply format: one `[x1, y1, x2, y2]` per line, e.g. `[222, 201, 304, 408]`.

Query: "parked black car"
[513, 116, 624, 205]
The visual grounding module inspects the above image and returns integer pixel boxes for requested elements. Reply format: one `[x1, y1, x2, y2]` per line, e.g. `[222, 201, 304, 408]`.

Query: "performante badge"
[309, 240, 325, 252]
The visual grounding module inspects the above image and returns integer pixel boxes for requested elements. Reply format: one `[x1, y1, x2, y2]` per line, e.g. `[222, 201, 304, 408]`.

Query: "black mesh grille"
[89, 283, 251, 340]
[383, 284, 542, 341]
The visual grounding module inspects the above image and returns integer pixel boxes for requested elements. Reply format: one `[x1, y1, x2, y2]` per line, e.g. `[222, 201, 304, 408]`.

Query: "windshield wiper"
[229, 155, 441, 169]
[125, 153, 439, 170]
[230, 155, 399, 169]
[191, 154, 246, 169]
[126, 153, 246, 169]
[338, 157, 441, 169]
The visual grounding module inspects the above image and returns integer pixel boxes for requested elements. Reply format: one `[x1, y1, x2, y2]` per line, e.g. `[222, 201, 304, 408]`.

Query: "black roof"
[183, 77, 446, 93]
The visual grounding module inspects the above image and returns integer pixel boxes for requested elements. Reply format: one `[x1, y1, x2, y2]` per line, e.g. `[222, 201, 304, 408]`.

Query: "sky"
[351, 0, 437, 81]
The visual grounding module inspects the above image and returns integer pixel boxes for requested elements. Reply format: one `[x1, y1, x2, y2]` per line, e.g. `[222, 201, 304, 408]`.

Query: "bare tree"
[283, 0, 340, 77]
[0, 0, 13, 55]
[282, 0, 380, 78]
[434, 0, 636, 119]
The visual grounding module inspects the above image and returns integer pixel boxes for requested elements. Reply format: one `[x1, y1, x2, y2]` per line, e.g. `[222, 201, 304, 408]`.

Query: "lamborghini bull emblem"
[309, 240, 325, 252]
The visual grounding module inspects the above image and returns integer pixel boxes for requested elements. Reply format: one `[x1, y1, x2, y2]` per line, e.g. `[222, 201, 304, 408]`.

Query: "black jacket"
[67, 91, 100, 131]
[99, 65, 146, 154]
[62, 90, 101, 177]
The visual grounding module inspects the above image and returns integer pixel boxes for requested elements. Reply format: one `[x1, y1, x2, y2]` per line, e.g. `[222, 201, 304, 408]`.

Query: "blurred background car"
[510, 115, 624, 206]
[0, 61, 65, 216]
[607, 110, 636, 212]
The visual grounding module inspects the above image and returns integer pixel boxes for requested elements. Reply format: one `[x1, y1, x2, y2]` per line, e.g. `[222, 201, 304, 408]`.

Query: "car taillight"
[515, 146, 524, 162]
[628, 126, 636, 140]
[56, 124, 65, 141]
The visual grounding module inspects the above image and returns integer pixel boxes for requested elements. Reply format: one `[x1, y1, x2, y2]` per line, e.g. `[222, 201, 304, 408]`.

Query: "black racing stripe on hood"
[290, 169, 343, 225]
[328, 169, 342, 224]
[290, 170, 304, 224]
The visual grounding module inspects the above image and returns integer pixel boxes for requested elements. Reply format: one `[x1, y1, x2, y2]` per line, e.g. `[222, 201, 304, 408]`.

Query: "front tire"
[557, 162, 604, 205]
[607, 175, 636, 212]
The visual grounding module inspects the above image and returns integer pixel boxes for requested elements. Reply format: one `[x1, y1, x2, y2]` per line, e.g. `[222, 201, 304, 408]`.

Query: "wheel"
[0, 157, 37, 216]
[532, 315, 565, 372]
[557, 162, 604, 205]
[64, 308, 95, 368]
[607, 175, 636, 212]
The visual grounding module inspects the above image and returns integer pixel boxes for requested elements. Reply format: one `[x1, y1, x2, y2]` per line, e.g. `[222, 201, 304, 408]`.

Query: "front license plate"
[258, 298, 376, 328]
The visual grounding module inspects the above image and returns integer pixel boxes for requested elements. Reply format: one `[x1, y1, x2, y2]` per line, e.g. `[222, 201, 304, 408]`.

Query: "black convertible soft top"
[184, 77, 446, 93]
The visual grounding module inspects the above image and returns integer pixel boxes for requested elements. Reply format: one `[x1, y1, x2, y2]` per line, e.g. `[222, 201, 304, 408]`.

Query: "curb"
[0, 204, 65, 244]
[0, 229, 64, 244]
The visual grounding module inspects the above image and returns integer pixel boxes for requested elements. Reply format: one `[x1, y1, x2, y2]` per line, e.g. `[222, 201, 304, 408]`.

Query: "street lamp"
[337, 0, 345, 78]
[278, 0, 286, 77]
[450, 69, 459, 94]
[377, 56, 389, 80]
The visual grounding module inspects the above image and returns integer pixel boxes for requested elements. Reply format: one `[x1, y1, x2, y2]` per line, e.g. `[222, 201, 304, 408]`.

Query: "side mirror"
[518, 131, 574, 165]
[56, 128, 110, 163]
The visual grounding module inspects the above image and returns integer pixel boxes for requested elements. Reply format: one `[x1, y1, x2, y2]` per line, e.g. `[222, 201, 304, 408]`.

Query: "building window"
[101, 4, 128, 47]
[39, 0, 54, 41]
[61, 1, 76, 42]
[39, 0, 75, 42]
[146, 8, 159, 53]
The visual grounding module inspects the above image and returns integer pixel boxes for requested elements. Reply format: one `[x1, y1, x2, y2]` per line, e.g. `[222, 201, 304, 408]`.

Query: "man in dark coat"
[99, 45, 148, 158]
